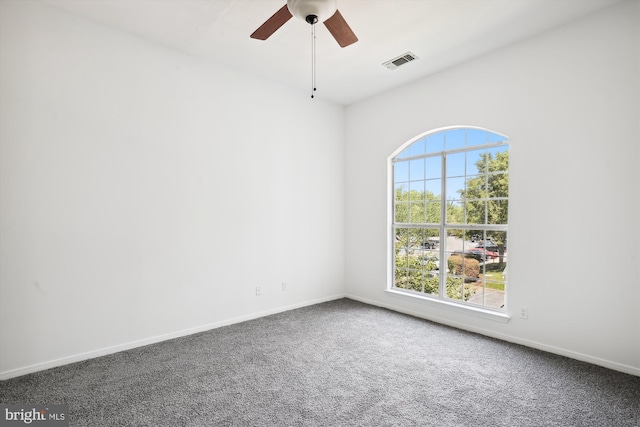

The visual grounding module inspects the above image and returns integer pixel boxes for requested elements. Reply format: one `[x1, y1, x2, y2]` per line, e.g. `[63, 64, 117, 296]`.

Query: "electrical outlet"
[255, 286, 262, 296]
[282, 282, 287, 292]
[520, 307, 528, 319]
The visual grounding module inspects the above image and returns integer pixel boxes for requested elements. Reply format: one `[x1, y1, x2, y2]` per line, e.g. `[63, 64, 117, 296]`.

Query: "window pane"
[394, 228, 440, 295]
[426, 133, 444, 153]
[463, 175, 486, 200]
[477, 268, 507, 309]
[421, 228, 440, 248]
[408, 138, 426, 157]
[470, 231, 484, 243]
[425, 202, 441, 224]
[485, 231, 507, 253]
[487, 146, 509, 173]
[425, 179, 441, 199]
[394, 161, 409, 182]
[487, 199, 508, 225]
[396, 149, 410, 159]
[395, 202, 409, 223]
[445, 128, 466, 150]
[445, 274, 467, 302]
[466, 200, 486, 225]
[395, 183, 407, 201]
[487, 172, 508, 199]
[397, 139, 428, 159]
[409, 202, 425, 223]
[467, 128, 487, 147]
[409, 158, 425, 180]
[466, 149, 485, 176]
[395, 267, 410, 288]
[446, 177, 465, 200]
[446, 152, 465, 177]
[425, 156, 442, 179]
[395, 227, 422, 254]
[446, 200, 464, 224]
[409, 180, 424, 199]
[445, 228, 467, 254]
[422, 275, 440, 295]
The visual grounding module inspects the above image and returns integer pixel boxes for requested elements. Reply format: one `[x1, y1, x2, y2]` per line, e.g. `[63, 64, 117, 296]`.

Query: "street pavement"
[467, 287, 504, 308]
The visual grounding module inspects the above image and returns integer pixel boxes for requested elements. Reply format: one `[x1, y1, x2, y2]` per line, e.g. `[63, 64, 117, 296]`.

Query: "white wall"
[0, 0, 345, 379]
[345, 1, 639, 375]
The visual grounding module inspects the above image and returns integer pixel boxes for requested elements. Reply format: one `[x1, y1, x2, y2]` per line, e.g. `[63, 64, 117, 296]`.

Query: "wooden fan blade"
[250, 4, 292, 40]
[323, 9, 358, 47]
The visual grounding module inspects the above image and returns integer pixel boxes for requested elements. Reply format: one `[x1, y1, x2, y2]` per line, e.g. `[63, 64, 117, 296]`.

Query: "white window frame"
[386, 126, 511, 322]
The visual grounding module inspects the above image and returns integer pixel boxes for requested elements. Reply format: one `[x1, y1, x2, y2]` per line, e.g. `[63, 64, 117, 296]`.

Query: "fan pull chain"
[311, 22, 316, 99]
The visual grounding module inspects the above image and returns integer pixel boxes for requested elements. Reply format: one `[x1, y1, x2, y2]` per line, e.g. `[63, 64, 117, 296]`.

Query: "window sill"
[385, 288, 511, 323]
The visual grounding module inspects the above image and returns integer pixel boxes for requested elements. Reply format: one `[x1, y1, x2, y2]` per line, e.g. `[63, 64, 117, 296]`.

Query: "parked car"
[468, 248, 499, 260]
[421, 239, 439, 249]
[474, 241, 500, 252]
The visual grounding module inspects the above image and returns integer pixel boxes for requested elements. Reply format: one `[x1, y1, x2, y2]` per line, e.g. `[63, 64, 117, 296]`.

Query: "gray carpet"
[1, 299, 639, 426]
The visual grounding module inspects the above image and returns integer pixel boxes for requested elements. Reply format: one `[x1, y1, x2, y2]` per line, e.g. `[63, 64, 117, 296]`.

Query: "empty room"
[1, 0, 638, 425]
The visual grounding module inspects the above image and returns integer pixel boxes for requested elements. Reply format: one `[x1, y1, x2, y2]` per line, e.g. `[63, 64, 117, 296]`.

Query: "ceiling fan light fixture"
[287, 0, 337, 24]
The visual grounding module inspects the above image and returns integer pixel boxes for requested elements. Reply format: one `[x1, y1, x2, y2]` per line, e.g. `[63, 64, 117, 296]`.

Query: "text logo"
[0, 405, 69, 427]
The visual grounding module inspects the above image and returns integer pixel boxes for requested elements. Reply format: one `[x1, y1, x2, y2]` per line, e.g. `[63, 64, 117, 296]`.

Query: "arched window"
[390, 126, 509, 311]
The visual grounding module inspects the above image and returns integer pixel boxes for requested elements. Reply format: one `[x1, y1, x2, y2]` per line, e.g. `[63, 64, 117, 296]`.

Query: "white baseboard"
[0, 294, 346, 381]
[345, 294, 640, 377]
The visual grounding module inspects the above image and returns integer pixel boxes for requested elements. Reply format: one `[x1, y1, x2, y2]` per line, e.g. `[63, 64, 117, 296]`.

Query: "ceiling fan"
[250, 0, 358, 48]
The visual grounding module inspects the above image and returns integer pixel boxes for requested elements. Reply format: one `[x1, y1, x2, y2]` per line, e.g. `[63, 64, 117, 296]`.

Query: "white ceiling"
[40, 0, 621, 105]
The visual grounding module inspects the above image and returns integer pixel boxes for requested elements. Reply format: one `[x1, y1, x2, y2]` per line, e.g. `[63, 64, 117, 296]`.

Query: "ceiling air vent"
[382, 52, 419, 70]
